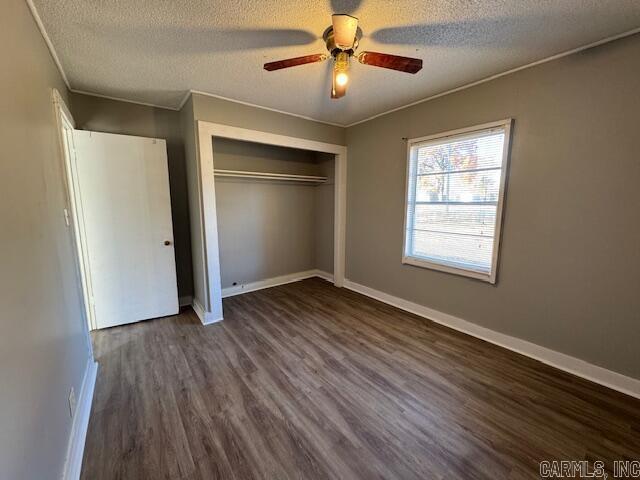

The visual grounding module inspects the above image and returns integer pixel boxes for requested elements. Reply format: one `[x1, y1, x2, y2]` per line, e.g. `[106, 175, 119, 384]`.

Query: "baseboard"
[313, 269, 334, 283]
[192, 298, 223, 325]
[201, 314, 224, 325]
[179, 295, 193, 307]
[343, 279, 640, 400]
[221, 270, 332, 298]
[192, 298, 206, 323]
[62, 358, 98, 480]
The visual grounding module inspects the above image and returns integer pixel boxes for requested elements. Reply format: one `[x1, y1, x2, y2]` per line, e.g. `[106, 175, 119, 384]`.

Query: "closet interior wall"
[213, 138, 334, 290]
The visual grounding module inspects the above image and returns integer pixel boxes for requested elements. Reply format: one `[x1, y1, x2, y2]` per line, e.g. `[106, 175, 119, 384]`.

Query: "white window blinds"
[403, 121, 512, 283]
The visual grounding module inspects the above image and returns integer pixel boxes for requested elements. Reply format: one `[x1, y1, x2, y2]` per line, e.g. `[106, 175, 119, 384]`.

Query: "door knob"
[164, 240, 172, 246]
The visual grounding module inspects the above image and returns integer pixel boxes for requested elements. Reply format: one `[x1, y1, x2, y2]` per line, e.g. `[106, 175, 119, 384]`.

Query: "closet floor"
[81, 277, 640, 479]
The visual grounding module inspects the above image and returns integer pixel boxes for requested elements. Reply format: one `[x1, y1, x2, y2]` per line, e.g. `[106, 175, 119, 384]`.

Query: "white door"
[73, 130, 178, 329]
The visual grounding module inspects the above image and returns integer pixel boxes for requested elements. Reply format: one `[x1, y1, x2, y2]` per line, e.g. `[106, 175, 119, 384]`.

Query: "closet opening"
[212, 138, 336, 297]
[194, 121, 347, 324]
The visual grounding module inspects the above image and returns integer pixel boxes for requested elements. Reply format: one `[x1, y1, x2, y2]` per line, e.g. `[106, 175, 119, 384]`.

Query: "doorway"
[53, 90, 179, 330]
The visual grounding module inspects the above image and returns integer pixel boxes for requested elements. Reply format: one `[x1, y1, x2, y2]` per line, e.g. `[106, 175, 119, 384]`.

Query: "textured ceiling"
[32, 0, 640, 125]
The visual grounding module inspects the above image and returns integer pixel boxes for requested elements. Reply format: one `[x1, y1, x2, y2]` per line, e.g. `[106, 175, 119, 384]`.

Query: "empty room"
[2, 0, 640, 479]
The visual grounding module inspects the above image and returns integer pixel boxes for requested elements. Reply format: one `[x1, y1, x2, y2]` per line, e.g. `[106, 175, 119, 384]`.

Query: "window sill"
[402, 255, 496, 284]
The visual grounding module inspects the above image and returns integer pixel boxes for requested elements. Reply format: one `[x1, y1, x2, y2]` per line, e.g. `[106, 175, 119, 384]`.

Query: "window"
[403, 120, 512, 283]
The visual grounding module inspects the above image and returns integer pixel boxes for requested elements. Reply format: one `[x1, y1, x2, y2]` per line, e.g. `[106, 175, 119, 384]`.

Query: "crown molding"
[188, 90, 345, 127]
[26, 0, 70, 89]
[177, 90, 193, 110]
[69, 89, 180, 111]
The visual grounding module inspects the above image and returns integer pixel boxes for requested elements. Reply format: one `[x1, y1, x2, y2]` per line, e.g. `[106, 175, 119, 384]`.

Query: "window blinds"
[404, 125, 508, 279]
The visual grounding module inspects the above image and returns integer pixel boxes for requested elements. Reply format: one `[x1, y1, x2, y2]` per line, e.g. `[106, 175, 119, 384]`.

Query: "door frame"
[52, 88, 97, 331]
[194, 121, 348, 324]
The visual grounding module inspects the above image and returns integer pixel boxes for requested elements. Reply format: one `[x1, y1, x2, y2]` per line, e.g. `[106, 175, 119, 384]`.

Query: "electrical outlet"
[68, 387, 76, 418]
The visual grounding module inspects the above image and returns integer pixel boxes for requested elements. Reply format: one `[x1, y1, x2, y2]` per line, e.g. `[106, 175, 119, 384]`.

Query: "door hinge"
[63, 208, 71, 227]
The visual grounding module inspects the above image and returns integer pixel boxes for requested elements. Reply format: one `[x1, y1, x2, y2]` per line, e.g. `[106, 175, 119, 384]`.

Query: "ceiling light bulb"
[335, 71, 349, 86]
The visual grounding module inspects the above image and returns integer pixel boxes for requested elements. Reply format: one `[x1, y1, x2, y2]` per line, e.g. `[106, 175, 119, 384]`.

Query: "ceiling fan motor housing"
[323, 26, 361, 57]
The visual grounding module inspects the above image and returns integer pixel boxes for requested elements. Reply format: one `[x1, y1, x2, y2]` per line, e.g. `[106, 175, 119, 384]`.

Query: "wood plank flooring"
[81, 278, 640, 479]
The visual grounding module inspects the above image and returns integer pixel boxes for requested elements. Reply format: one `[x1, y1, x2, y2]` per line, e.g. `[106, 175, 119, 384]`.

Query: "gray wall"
[0, 1, 93, 478]
[213, 139, 334, 288]
[192, 93, 346, 146]
[179, 95, 206, 308]
[345, 34, 640, 379]
[70, 93, 193, 300]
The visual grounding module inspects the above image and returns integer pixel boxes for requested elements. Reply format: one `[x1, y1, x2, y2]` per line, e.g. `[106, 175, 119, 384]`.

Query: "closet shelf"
[214, 169, 327, 184]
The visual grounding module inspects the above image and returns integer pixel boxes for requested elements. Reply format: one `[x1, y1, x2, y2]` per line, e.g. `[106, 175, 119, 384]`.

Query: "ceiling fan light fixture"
[332, 14, 358, 50]
[332, 51, 349, 99]
[334, 51, 349, 84]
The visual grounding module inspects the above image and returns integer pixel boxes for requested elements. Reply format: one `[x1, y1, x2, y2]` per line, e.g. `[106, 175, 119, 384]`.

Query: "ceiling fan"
[264, 14, 423, 99]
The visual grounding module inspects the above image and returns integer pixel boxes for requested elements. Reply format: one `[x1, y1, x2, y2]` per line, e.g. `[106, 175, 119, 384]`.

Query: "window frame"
[402, 119, 513, 284]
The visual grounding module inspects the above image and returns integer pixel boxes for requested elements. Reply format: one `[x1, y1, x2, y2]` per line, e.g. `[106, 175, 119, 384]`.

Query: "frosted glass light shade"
[332, 14, 358, 50]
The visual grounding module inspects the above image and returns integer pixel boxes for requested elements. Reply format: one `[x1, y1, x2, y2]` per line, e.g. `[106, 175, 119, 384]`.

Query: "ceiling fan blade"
[264, 54, 328, 71]
[357, 51, 422, 74]
[332, 14, 358, 50]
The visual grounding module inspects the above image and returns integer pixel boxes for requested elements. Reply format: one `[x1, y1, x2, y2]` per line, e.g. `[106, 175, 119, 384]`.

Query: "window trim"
[402, 119, 514, 284]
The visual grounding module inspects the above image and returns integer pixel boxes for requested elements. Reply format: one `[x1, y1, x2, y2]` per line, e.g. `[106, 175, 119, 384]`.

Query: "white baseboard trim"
[62, 358, 98, 480]
[343, 279, 640, 399]
[191, 298, 205, 321]
[313, 269, 335, 283]
[179, 295, 193, 307]
[192, 298, 223, 325]
[221, 269, 333, 298]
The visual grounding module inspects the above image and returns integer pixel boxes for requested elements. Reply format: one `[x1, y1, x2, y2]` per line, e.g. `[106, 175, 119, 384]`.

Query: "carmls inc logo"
[539, 460, 640, 479]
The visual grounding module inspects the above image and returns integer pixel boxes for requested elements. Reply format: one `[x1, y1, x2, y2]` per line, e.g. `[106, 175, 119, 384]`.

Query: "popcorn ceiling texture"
[32, 0, 640, 125]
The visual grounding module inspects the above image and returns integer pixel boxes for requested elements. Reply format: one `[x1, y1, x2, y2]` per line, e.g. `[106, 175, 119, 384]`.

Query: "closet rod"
[214, 169, 327, 183]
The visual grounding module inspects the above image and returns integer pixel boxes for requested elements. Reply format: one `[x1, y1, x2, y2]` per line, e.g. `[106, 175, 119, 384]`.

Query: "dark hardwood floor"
[81, 278, 640, 479]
